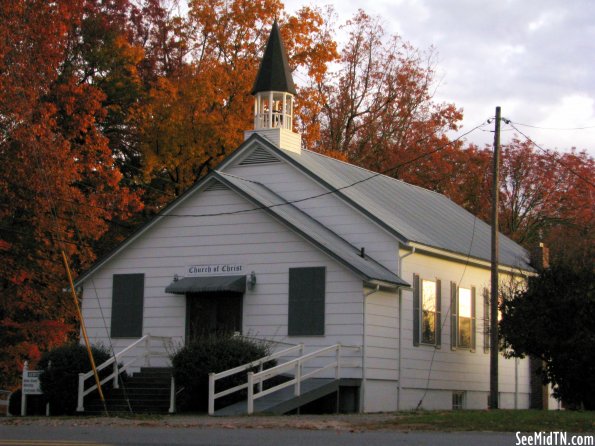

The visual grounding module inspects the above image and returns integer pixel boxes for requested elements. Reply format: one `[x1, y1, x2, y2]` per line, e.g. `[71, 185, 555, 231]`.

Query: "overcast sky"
[284, 0, 595, 156]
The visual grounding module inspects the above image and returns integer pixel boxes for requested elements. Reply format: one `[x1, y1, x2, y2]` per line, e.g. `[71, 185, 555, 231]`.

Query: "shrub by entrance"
[171, 336, 272, 412]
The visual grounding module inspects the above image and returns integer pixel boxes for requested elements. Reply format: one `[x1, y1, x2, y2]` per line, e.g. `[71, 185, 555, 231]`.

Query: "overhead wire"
[3, 121, 490, 227]
[414, 114, 594, 409]
[415, 213, 479, 409]
[508, 121, 595, 131]
[506, 121, 595, 189]
[123, 121, 490, 219]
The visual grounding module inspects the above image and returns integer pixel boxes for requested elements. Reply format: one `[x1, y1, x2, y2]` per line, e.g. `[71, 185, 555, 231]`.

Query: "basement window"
[452, 391, 465, 410]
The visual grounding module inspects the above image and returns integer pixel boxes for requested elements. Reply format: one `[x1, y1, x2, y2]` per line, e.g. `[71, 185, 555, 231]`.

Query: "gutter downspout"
[362, 284, 380, 413]
[397, 246, 416, 411]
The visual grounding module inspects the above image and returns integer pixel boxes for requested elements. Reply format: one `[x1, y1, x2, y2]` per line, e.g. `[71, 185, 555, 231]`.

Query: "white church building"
[75, 21, 540, 414]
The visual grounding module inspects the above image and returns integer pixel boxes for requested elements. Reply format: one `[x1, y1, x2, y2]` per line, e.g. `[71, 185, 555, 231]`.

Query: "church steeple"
[245, 20, 301, 154]
[252, 20, 297, 96]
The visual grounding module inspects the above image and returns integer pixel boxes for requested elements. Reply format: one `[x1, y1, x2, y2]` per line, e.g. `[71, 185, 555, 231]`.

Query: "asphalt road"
[0, 424, 520, 446]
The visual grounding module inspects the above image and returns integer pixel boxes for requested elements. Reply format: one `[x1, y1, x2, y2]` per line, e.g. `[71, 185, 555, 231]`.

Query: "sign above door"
[186, 264, 244, 277]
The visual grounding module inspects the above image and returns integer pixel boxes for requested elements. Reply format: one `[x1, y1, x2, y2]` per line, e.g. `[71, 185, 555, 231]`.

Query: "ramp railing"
[208, 343, 304, 415]
[247, 344, 358, 414]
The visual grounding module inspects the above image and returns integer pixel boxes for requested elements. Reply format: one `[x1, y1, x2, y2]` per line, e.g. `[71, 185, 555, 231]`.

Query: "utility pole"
[489, 106, 501, 409]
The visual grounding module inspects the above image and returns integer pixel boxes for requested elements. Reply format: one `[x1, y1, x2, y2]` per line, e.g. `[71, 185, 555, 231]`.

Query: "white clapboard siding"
[365, 289, 399, 381]
[80, 185, 365, 377]
[225, 162, 399, 271]
[399, 249, 531, 407]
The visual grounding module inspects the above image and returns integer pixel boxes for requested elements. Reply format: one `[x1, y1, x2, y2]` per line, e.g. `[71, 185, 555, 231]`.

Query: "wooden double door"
[185, 292, 243, 341]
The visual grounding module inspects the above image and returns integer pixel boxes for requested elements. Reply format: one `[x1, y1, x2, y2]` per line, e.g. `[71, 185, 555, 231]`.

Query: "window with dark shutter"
[483, 288, 490, 353]
[470, 286, 476, 352]
[414, 276, 441, 348]
[435, 279, 442, 348]
[451, 284, 477, 352]
[450, 282, 457, 350]
[458, 287, 472, 349]
[288, 267, 325, 336]
[111, 273, 144, 338]
[412, 274, 420, 346]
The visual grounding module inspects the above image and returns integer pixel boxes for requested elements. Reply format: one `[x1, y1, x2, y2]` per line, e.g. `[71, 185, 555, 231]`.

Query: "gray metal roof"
[215, 171, 409, 287]
[275, 147, 532, 271]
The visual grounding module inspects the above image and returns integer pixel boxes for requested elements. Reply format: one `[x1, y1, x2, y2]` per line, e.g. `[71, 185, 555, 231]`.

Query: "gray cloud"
[285, 0, 595, 153]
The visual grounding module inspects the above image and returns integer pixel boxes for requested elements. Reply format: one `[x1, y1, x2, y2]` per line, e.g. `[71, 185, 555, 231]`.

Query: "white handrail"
[76, 334, 172, 412]
[246, 344, 360, 415]
[208, 344, 304, 415]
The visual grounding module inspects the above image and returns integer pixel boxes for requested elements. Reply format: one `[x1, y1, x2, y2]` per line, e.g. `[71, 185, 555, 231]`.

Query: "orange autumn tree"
[497, 140, 594, 266]
[132, 0, 337, 206]
[303, 10, 463, 194]
[443, 139, 594, 265]
[0, 0, 142, 389]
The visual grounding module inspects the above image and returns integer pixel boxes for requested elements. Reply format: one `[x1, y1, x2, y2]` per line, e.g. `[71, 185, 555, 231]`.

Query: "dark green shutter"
[450, 282, 457, 350]
[470, 286, 476, 352]
[483, 288, 490, 353]
[111, 274, 144, 338]
[435, 279, 442, 348]
[412, 274, 420, 346]
[288, 267, 325, 336]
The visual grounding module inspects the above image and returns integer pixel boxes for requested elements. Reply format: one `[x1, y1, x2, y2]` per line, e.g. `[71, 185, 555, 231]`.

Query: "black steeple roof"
[251, 20, 297, 95]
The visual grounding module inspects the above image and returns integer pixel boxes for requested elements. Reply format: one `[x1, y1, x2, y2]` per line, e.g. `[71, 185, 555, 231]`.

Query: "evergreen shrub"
[171, 335, 273, 412]
[38, 343, 111, 415]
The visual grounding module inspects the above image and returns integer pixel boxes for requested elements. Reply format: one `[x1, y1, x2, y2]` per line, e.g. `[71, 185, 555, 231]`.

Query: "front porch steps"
[83, 367, 172, 415]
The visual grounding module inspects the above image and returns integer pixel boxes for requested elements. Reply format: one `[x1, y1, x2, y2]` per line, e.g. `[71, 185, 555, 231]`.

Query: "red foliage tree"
[302, 9, 463, 193]
[0, 0, 142, 389]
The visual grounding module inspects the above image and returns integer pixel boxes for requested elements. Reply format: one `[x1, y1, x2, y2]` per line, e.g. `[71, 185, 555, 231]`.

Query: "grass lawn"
[377, 410, 595, 432]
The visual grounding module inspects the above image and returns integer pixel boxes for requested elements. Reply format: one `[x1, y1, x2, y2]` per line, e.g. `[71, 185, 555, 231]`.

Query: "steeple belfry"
[244, 20, 302, 154]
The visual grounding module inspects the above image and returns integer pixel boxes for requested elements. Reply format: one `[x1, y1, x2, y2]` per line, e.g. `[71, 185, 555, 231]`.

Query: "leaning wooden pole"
[61, 250, 108, 415]
[489, 106, 501, 409]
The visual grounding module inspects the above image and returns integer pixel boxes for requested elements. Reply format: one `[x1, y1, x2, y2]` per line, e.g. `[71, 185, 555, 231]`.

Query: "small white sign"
[186, 264, 244, 276]
[23, 370, 43, 395]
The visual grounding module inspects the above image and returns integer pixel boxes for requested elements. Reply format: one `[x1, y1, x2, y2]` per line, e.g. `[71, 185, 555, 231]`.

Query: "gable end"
[238, 146, 281, 166]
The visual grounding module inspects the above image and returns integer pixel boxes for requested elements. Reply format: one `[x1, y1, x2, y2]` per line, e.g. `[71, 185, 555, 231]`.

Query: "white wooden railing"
[208, 343, 304, 415]
[208, 343, 360, 415]
[76, 334, 173, 412]
[254, 111, 292, 130]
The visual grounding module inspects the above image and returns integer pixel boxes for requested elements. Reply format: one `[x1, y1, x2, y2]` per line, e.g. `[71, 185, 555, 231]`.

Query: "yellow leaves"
[113, 34, 144, 85]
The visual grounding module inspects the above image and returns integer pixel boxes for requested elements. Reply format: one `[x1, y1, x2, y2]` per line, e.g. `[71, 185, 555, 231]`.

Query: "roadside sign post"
[21, 361, 44, 416]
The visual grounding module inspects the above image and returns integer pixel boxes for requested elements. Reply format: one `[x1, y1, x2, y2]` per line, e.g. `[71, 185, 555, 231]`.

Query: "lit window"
[421, 280, 437, 344]
[458, 288, 472, 348]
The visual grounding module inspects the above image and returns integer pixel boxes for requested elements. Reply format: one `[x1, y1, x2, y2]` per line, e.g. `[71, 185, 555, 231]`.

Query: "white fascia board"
[406, 242, 535, 277]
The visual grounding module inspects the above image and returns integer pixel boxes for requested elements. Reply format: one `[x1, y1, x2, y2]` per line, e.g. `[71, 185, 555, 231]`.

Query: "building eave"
[405, 242, 536, 276]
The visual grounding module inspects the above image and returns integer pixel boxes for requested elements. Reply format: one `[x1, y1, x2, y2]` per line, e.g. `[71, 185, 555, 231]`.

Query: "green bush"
[172, 336, 273, 412]
[8, 389, 46, 416]
[38, 343, 111, 415]
[8, 389, 21, 415]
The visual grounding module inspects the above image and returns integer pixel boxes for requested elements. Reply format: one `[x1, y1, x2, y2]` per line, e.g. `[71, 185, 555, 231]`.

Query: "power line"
[415, 213, 478, 409]
[508, 121, 595, 131]
[10, 121, 490, 223]
[506, 121, 595, 189]
[130, 121, 490, 219]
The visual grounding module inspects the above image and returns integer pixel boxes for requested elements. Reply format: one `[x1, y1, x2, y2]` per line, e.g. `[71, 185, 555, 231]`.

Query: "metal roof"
[251, 20, 297, 95]
[275, 147, 533, 271]
[215, 171, 409, 287]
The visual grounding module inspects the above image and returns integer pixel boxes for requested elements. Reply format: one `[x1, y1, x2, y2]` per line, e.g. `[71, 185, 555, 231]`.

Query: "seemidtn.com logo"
[516, 432, 594, 446]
